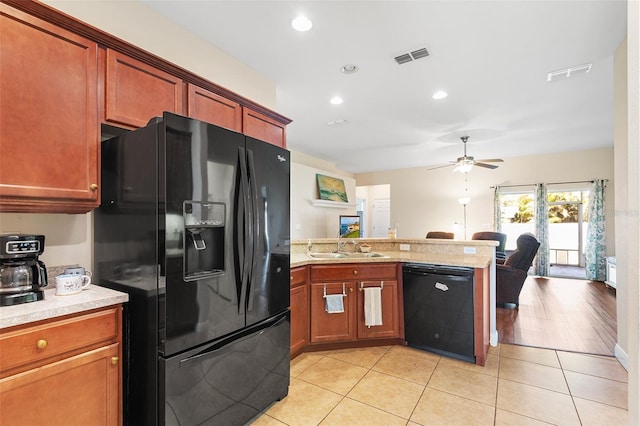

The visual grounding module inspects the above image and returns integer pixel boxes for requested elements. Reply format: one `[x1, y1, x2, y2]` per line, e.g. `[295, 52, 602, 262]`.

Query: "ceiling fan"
[428, 136, 504, 172]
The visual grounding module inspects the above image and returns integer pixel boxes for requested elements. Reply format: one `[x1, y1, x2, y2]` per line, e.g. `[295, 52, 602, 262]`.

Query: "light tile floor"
[252, 344, 628, 425]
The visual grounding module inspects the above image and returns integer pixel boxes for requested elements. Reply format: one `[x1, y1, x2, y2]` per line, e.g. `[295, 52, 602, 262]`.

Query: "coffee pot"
[0, 234, 48, 306]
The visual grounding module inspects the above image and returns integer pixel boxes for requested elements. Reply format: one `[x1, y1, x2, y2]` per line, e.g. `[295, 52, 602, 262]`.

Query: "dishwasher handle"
[403, 263, 474, 278]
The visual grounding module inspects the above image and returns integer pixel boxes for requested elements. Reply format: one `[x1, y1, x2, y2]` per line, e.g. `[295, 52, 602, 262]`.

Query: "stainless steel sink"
[307, 252, 388, 259]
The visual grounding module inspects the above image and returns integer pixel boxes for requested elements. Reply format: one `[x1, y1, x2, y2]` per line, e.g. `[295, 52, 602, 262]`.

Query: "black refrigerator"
[94, 112, 290, 425]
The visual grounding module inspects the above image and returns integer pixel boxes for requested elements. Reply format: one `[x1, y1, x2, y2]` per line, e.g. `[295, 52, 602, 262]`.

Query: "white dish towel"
[325, 294, 345, 313]
[364, 287, 383, 327]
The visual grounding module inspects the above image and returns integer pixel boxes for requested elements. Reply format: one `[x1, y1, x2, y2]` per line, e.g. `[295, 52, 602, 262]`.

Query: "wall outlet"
[463, 246, 477, 254]
[399, 244, 411, 251]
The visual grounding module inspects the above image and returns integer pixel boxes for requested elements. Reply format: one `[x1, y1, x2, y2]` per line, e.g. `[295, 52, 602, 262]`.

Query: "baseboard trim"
[615, 343, 629, 371]
[491, 330, 499, 346]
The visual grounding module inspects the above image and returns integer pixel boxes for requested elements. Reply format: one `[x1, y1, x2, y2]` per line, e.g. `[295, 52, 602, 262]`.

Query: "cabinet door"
[290, 267, 308, 357]
[242, 107, 287, 148]
[105, 49, 183, 128]
[0, 4, 99, 213]
[0, 343, 121, 426]
[310, 282, 356, 343]
[290, 283, 308, 356]
[187, 84, 241, 131]
[357, 280, 400, 339]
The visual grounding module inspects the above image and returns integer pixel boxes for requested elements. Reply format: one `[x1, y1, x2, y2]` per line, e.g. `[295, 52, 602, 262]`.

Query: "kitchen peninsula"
[289, 238, 498, 366]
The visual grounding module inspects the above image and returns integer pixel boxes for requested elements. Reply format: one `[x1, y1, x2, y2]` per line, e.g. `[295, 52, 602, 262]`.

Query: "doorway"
[498, 188, 589, 279]
[356, 184, 391, 238]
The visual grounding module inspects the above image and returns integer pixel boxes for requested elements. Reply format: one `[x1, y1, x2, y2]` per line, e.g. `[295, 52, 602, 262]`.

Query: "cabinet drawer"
[310, 263, 397, 282]
[290, 267, 307, 287]
[0, 307, 120, 374]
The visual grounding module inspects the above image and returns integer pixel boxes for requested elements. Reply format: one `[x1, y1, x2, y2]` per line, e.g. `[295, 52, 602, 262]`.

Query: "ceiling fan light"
[453, 163, 474, 173]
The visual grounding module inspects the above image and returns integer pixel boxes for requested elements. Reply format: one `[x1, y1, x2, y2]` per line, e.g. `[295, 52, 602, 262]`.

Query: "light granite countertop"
[291, 250, 493, 269]
[0, 285, 129, 329]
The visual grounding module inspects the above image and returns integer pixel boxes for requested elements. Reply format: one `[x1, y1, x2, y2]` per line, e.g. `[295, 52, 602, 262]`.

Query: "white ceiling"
[143, 1, 627, 174]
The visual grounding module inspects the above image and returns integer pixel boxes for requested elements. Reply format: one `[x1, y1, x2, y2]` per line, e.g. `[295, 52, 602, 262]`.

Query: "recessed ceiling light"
[432, 90, 448, 100]
[328, 119, 349, 126]
[291, 15, 312, 32]
[330, 96, 343, 105]
[340, 64, 358, 74]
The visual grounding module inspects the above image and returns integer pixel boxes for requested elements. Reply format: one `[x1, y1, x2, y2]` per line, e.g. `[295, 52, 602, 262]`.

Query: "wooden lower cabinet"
[310, 281, 357, 343]
[290, 266, 309, 357]
[357, 280, 400, 339]
[0, 306, 123, 426]
[308, 263, 402, 346]
[0, 343, 120, 425]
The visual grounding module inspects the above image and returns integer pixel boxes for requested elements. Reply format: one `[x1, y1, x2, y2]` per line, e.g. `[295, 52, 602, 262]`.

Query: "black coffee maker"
[0, 234, 48, 306]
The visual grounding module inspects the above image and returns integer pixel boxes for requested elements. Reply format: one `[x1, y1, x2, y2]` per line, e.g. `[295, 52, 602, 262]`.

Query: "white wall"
[619, 1, 640, 420]
[355, 147, 615, 254]
[290, 151, 356, 239]
[614, 37, 629, 373]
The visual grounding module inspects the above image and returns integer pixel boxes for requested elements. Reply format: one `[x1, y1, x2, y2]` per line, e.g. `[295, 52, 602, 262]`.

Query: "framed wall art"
[316, 174, 348, 202]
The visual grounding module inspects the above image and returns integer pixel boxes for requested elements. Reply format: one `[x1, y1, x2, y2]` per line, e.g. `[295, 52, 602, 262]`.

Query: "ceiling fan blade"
[474, 158, 504, 163]
[474, 162, 499, 169]
[427, 163, 455, 171]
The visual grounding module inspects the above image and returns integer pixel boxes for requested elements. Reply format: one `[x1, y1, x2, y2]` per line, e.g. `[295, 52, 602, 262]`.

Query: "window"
[499, 191, 535, 250]
[498, 188, 589, 266]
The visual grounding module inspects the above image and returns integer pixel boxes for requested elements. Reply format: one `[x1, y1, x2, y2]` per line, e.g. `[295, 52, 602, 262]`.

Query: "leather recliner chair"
[496, 233, 540, 308]
[425, 231, 454, 239]
[471, 231, 507, 263]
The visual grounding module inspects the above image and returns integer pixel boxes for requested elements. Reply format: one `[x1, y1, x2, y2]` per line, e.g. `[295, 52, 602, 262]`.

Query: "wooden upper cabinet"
[0, 4, 99, 213]
[242, 107, 287, 148]
[104, 49, 184, 128]
[187, 84, 242, 132]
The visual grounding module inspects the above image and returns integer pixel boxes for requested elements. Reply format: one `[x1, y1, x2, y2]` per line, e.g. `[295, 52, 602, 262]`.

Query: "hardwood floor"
[496, 276, 617, 356]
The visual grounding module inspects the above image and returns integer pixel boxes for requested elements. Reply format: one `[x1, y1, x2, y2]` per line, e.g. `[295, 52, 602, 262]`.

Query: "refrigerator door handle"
[238, 147, 252, 315]
[246, 149, 261, 312]
[178, 312, 289, 368]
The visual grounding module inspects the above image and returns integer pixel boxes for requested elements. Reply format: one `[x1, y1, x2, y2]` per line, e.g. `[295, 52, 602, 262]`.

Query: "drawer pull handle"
[111, 357, 120, 365]
[353, 270, 358, 275]
[36, 339, 47, 349]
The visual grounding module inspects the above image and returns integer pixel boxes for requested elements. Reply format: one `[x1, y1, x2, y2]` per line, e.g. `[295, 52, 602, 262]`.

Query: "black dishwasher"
[403, 263, 475, 363]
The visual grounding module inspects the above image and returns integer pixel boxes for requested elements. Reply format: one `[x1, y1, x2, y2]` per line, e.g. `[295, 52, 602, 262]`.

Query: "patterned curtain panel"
[586, 179, 606, 281]
[494, 186, 501, 232]
[534, 183, 549, 276]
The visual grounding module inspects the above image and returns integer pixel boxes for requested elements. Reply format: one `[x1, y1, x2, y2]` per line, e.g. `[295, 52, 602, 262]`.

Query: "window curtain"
[585, 179, 606, 281]
[493, 186, 501, 232]
[534, 183, 549, 276]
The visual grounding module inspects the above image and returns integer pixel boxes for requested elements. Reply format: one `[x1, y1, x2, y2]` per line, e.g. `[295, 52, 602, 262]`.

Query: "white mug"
[63, 267, 92, 278]
[55, 274, 91, 296]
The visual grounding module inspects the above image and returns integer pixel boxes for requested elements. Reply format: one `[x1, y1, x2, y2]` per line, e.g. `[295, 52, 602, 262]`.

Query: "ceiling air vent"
[394, 47, 430, 65]
[547, 63, 592, 82]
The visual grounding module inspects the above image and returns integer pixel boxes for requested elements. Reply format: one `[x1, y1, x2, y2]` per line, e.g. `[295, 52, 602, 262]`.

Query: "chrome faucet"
[336, 232, 360, 253]
[336, 232, 347, 253]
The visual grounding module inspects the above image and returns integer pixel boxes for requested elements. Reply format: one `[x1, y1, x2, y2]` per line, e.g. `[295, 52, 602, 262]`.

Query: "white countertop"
[0, 285, 129, 329]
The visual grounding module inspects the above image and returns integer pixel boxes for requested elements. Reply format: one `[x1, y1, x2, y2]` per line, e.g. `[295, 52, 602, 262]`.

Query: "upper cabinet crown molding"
[1, 0, 291, 127]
